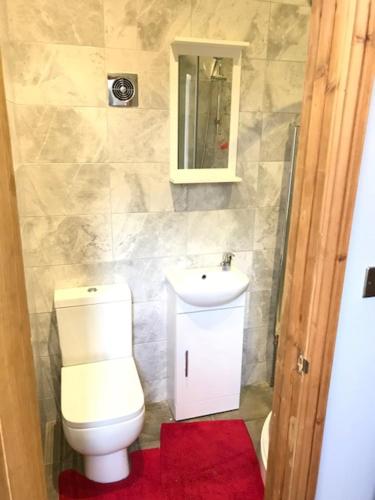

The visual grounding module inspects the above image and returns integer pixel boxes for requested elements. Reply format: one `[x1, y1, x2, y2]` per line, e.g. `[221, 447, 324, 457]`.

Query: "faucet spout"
[221, 252, 235, 271]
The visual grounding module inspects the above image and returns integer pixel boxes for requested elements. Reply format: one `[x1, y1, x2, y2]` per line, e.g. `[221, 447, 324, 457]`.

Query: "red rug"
[59, 448, 162, 499]
[59, 420, 264, 499]
[161, 419, 264, 499]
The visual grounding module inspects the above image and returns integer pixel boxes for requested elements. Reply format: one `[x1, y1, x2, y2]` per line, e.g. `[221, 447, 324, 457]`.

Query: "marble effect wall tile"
[243, 359, 268, 386]
[254, 206, 280, 250]
[251, 249, 276, 291]
[1, 42, 14, 102]
[30, 313, 60, 358]
[111, 163, 186, 213]
[192, 0, 270, 58]
[264, 61, 305, 113]
[187, 209, 254, 255]
[185, 163, 257, 211]
[134, 340, 167, 399]
[142, 379, 167, 403]
[245, 326, 268, 364]
[104, 0, 138, 50]
[6, 0, 104, 46]
[257, 161, 285, 207]
[16, 164, 111, 216]
[137, 0, 191, 51]
[260, 112, 298, 162]
[240, 58, 266, 112]
[24, 262, 118, 313]
[7, 0, 104, 47]
[104, 0, 191, 51]
[113, 212, 187, 260]
[8, 43, 106, 106]
[241, 325, 270, 385]
[33, 354, 56, 400]
[21, 215, 112, 267]
[268, 4, 310, 62]
[107, 108, 169, 162]
[5, 101, 20, 167]
[246, 290, 273, 329]
[15, 106, 107, 163]
[133, 301, 166, 344]
[237, 112, 262, 163]
[113, 256, 191, 303]
[38, 398, 58, 434]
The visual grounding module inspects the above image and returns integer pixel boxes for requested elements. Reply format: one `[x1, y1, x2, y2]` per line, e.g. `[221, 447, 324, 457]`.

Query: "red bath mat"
[59, 448, 162, 499]
[59, 420, 263, 499]
[160, 419, 264, 500]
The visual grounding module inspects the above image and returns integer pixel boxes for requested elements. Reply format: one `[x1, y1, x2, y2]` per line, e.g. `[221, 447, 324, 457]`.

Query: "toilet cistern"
[220, 251, 235, 270]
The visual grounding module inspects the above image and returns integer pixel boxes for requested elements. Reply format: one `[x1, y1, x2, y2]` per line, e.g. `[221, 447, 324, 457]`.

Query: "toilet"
[54, 284, 145, 484]
[260, 411, 272, 484]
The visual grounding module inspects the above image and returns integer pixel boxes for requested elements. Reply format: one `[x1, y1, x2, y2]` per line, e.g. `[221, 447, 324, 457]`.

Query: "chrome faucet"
[220, 252, 234, 271]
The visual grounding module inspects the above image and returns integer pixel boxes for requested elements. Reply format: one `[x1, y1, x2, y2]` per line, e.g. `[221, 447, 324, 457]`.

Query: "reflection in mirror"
[178, 55, 233, 170]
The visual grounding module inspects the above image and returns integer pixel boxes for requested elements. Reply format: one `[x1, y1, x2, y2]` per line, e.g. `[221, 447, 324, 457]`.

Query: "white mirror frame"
[169, 37, 249, 184]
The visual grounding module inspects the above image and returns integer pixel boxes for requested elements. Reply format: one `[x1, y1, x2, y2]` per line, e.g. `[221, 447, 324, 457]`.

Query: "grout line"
[19, 207, 256, 218]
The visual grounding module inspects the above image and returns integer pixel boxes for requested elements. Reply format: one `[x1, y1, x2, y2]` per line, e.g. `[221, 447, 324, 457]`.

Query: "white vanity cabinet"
[167, 287, 246, 421]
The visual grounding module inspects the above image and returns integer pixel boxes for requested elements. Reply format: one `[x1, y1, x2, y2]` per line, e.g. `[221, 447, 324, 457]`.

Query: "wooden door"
[266, 1, 375, 499]
[0, 53, 47, 499]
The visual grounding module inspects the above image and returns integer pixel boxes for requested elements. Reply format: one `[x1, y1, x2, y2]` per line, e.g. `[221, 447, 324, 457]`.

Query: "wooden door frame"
[266, 1, 374, 499]
[0, 54, 47, 499]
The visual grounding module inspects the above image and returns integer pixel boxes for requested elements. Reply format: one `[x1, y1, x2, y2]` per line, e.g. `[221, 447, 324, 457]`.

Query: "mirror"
[178, 55, 233, 170]
[170, 38, 248, 184]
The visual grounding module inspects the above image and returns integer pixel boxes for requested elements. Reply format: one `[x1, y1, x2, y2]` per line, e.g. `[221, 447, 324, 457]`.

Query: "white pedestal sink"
[166, 266, 249, 421]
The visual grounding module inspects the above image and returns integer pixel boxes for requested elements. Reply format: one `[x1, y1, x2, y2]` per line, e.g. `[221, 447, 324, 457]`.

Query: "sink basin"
[166, 266, 249, 307]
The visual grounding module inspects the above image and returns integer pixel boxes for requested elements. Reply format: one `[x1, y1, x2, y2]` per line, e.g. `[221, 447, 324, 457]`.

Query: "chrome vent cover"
[108, 73, 138, 107]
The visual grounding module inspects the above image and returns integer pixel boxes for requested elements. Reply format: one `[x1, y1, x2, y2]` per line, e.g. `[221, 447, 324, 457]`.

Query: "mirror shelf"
[170, 37, 248, 185]
[170, 169, 242, 184]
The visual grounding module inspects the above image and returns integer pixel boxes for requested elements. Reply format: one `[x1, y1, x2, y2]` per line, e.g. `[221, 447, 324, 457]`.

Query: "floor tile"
[181, 414, 215, 423]
[138, 440, 161, 450]
[239, 383, 273, 421]
[245, 417, 267, 458]
[45, 464, 58, 500]
[138, 401, 173, 447]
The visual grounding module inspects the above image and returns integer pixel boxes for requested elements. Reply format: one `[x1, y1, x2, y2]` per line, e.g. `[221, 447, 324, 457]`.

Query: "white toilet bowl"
[62, 357, 145, 483]
[260, 411, 272, 484]
[55, 284, 146, 484]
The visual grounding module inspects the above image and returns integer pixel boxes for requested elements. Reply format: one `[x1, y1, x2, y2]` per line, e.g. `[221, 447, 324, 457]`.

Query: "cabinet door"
[175, 306, 244, 417]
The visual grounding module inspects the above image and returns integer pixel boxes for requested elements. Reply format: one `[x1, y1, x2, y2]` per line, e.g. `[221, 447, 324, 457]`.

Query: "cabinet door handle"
[185, 350, 189, 377]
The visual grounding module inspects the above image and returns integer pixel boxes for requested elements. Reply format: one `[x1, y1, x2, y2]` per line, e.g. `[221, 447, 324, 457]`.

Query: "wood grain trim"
[265, 1, 374, 499]
[0, 420, 12, 500]
[306, 3, 375, 496]
[0, 50, 47, 499]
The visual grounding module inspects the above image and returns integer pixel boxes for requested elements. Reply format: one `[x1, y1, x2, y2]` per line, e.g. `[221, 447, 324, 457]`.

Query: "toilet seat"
[62, 357, 144, 429]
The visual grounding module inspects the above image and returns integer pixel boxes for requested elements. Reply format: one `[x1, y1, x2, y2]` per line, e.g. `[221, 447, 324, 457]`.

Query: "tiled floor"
[46, 383, 273, 499]
[132, 383, 273, 458]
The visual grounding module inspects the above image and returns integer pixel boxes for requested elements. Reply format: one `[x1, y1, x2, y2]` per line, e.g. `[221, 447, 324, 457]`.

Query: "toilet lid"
[61, 357, 144, 429]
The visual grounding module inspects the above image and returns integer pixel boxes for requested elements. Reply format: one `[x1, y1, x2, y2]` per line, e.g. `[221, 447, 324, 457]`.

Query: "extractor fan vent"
[108, 73, 138, 107]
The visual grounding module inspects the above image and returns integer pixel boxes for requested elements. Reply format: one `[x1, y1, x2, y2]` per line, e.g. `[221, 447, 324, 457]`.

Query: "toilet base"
[84, 448, 130, 483]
